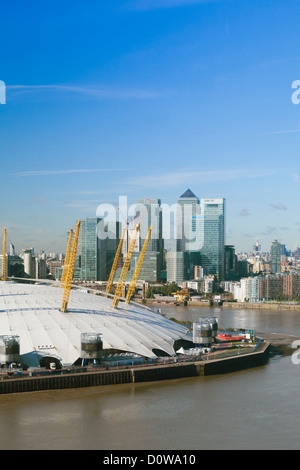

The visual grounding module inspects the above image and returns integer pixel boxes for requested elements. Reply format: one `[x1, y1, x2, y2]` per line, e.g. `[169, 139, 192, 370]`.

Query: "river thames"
[0, 305, 299, 450]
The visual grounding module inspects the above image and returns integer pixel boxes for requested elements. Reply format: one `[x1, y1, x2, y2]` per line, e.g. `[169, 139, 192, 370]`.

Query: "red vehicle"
[217, 333, 246, 341]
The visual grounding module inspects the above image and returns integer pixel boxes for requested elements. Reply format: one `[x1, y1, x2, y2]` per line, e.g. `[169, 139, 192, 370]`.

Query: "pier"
[0, 340, 270, 395]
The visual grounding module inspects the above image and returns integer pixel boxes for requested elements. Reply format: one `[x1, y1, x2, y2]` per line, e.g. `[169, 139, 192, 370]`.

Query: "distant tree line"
[145, 282, 179, 299]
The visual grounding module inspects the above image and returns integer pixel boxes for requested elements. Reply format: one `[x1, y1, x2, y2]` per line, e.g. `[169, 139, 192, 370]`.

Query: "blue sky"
[1, 0, 300, 253]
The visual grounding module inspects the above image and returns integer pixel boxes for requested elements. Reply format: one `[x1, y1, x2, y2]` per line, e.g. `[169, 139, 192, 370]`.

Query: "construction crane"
[125, 225, 152, 304]
[60, 228, 73, 288]
[105, 227, 126, 296]
[106, 201, 150, 298]
[61, 220, 81, 313]
[112, 223, 140, 309]
[1, 228, 7, 281]
[172, 289, 190, 301]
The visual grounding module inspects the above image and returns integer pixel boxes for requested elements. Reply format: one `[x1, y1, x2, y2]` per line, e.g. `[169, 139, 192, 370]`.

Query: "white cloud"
[124, 169, 275, 188]
[262, 129, 300, 135]
[269, 203, 287, 211]
[239, 209, 250, 217]
[126, 0, 223, 10]
[7, 84, 162, 100]
[31, 197, 46, 204]
[12, 168, 130, 177]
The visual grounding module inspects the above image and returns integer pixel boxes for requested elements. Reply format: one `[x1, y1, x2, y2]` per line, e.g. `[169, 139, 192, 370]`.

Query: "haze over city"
[1, 0, 300, 253]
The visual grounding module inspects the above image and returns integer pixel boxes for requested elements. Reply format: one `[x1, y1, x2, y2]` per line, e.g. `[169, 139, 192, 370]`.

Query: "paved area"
[257, 331, 300, 346]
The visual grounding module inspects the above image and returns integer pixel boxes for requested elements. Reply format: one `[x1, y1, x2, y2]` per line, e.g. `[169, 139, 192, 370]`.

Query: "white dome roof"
[0, 281, 193, 367]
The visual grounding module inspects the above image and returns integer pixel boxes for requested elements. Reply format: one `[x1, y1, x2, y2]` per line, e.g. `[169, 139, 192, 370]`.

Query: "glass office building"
[271, 240, 281, 274]
[176, 189, 200, 252]
[80, 217, 107, 282]
[135, 198, 164, 281]
[193, 198, 225, 281]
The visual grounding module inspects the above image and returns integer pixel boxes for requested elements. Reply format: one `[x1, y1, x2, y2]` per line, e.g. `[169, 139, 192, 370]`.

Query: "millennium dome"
[0, 281, 193, 369]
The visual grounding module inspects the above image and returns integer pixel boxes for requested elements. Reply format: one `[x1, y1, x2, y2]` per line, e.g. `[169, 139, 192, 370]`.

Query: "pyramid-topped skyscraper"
[176, 189, 199, 252]
[179, 188, 198, 199]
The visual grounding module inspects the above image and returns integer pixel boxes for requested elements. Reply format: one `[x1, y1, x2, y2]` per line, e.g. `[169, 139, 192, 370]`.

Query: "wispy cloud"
[269, 203, 287, 211]
[291, 172, 299, 183]
[31, 197, 46, 204]
[12, 168, 131, 177]
[7, 84, 162, 100]
[62, 200, 101, 208]
[260, 226, 277, 235]
[262, 129, 300, 135]
[124, 169, 275, 188]
[239, 209, 250, 217]
[126, 0, 223, 10]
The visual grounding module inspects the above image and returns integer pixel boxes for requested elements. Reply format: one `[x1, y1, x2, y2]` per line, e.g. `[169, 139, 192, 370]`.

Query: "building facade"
[271, 240, 282, 274]
[233, 272, 300, 302]
[167, 251, 184, 284]
[176, 189, 200, 253]
[80, 217, 107, 282]
[135, 198, 164, 281]
[197, 198, 225, 281]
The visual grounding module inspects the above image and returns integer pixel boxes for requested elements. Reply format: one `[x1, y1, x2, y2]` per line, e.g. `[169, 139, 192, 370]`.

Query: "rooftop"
[179, 188, 199, 199]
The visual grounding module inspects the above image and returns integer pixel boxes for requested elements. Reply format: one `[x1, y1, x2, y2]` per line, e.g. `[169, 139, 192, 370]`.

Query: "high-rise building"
[224, 245, 238, 281]
[271, 240, 281, 274]
[197, 198, 225, 280]
[166, 189, 199, 284]
[35, 258, 47, 279]
[167, 251, 184, 284]
[253, 241, 261, 253]
[105, 221, 121, 280]
[80, 217, 107, 282]
[176, 189, 200, 252]
[23, 249, 36, 278]
[136, 198, 163, 253]
[134, 198, 164, 281]
[9, 243, 15, 256]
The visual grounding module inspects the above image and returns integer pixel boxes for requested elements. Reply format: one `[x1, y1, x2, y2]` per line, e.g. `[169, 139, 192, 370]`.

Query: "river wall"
[149, 299, 300, 310]
[0, 341, 270, 395]
[221, 302, 300, 310]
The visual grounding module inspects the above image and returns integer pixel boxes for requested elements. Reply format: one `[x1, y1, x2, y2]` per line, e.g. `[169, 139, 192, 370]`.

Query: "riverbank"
[140, 299, 300, 310]
[221, 301, 300, 310]
[0, 340, 270, 395]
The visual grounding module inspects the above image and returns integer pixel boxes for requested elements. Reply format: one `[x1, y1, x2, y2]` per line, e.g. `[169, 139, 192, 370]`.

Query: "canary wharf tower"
[176, 189, 200, 252]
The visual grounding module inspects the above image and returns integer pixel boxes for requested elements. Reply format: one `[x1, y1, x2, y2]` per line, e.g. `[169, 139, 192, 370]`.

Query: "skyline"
[1, 0, 300, 253]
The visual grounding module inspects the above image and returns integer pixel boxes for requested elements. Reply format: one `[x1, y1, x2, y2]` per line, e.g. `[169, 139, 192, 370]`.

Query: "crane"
[107, 201, 150, 298]
[112, 223, 140, 309]
[172, 289, 190, 301]
[125, 225, 152, 304]
[60, 228, 73, 288]
[105, 227, 126, 296]
[60, 220, 81, 312]
[1, 228, 7, 281]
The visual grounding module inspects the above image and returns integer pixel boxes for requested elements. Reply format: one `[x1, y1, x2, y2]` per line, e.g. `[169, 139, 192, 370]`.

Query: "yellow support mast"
[105, 227, 126, 296]
[125, 226, 152, 304]
[1, 228, 7, 281]
[112, 223, 140, 309]
[61, 220, 81, 312]
[60, 228, 74, 288]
